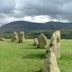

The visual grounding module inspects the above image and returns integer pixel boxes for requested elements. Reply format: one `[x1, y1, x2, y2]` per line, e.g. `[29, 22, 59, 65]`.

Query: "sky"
[0, 0, 72, 26]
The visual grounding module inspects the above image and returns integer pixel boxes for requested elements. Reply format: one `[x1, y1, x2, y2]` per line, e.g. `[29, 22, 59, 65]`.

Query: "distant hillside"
[0, 21, 72, 39]
[0, 21, 72, 33]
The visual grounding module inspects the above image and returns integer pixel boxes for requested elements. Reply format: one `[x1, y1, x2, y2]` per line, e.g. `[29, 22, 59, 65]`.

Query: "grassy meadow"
[0, 39, 72, 72]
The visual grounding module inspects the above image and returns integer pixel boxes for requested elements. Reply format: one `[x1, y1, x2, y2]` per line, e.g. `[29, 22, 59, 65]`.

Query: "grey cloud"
[0, 0, 15, 13]
[13, 0, 72, 19]
[0, 0, 72, 22]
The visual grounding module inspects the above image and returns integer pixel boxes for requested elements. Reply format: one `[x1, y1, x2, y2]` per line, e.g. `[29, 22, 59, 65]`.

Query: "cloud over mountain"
[0, 0, 72, 25]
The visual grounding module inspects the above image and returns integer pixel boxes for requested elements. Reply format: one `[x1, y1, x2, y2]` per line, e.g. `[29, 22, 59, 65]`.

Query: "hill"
[0, 21, 72, 39]
[0, 21, 72, 33]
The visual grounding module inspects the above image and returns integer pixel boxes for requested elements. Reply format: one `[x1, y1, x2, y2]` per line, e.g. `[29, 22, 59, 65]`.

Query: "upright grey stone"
[33, 38, 39, 46]
[11, 31, 18, 42]
[50, 31, 61, 59]
[42, 48, 60, 72]
[18, 31, 25, 43]
[37, 33, 48, 48]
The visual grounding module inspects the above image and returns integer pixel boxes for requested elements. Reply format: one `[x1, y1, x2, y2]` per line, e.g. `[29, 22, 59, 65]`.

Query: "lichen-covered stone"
[49, 30, 61, 59]
[18, 31, 25, 43]
[11, 32, 18, 42]
[37, 33, 48, 48]
[0, 37, 6, 41]
[42, 48, 60, 72]
[33, 38, 39, 46]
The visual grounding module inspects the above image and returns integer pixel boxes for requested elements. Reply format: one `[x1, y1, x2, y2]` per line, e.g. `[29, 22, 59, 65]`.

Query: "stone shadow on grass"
[22, 46, 45, 49]
[35, 69, 42, 72]
[22, 53, 45, 59]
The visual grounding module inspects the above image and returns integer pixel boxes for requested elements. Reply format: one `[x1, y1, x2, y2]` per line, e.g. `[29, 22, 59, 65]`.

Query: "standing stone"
[18, 31, 25, 43]
[55, 31, 61, 58]
[49, 30, 61, 59]
[11, 31, 18, 42]
[42, 48, 60, 72]
[55, 31, 61, 42]
[20, 31, 25, 40]
[0, 37, 6, 41]
[33, 38, 39, 46]
[37, 33, 48, 48]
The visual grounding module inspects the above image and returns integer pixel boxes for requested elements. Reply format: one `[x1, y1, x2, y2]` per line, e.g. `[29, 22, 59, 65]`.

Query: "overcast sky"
[0, 0, 72, 25]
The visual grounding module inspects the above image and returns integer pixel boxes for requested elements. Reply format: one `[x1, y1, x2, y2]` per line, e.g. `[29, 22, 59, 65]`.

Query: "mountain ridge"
[0, 21, 72, 33]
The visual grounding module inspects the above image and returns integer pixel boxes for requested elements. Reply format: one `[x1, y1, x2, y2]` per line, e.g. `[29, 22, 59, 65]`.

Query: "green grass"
[0, 39, 72, 72]
[58, 40, 72, 72]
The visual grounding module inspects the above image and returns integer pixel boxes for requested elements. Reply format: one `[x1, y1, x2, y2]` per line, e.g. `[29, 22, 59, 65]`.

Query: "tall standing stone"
[55, 31, 61, 42]
[18, 31, 25, 43]
[42, 30, 61, 72]
[49, 30, 61, 59]
[42, 48, 60, 72]
[55, 31, 61, 58]
[37, 33, 48, 48]
[50, 31, 60, 59]
[11, 31, 18, 42]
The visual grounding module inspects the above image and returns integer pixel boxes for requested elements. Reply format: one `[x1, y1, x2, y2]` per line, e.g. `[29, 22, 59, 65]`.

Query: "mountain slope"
[0, 21, 72, 33]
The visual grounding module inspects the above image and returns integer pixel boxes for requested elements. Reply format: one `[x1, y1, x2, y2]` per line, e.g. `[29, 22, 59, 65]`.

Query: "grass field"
[0, 39, 72, 72]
